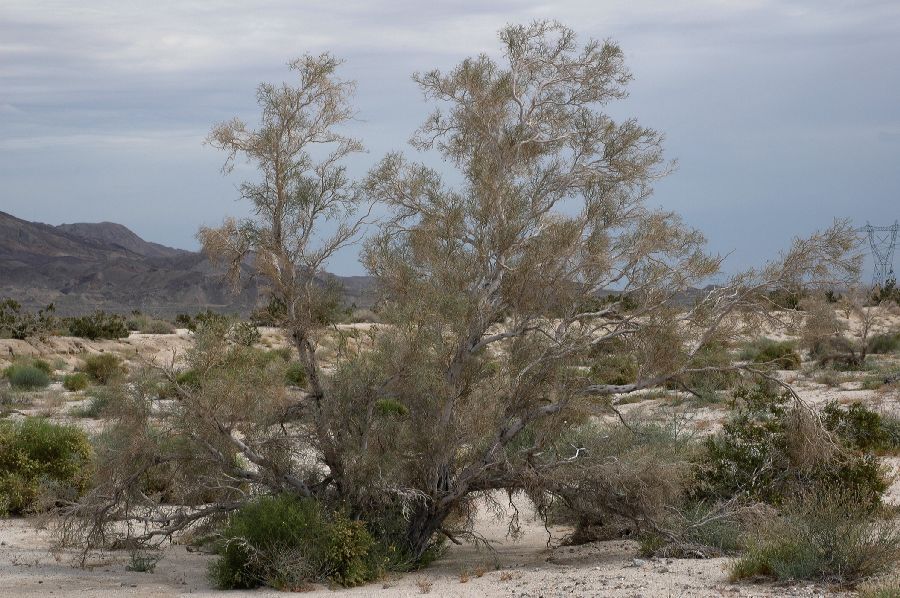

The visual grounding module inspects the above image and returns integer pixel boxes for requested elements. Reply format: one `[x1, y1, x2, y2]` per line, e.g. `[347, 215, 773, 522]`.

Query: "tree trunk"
[406, 503, 450, 562]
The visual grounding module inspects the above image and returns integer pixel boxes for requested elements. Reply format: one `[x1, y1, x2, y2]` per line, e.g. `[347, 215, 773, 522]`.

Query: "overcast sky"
[1, 1, 898, 276]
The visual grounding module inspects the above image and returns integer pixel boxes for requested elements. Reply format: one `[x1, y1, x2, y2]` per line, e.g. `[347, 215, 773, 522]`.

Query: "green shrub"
[868, 333, 900, 355]
[741, 339, 801, 369]
[285, 362, 307, 388]
[81, 353, 126, 385]
[690, 384, 887, 507]
[823, 401, 900, 453]
[729, 491, 900, 585]
[66, 312, 129, 340]
[63, 372, 90, 392]
[209, 495, 383, 590]
[5, 364, 50, 390]
[144, 319, 175, 334]
[0, 418, 93, 515]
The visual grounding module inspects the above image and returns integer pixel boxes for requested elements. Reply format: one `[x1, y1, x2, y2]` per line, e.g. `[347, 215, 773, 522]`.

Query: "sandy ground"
[0, 499, 851, 598]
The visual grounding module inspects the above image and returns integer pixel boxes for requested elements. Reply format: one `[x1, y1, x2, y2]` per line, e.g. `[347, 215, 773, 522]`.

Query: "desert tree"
[331, 20, 860, 556]
[199, 53, 369, 478]
[62, 22, 861, 564]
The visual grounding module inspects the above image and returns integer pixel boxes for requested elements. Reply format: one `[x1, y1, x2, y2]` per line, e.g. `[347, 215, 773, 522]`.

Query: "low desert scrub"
[63, 372, 90, 392]
[868, 333, 900, 355]
[822, 401, 900, 454]
[126, 313, 176, 335]
[0, 417, 92, 515]
[689, 384, 887, 507]
[66, 311, 129, 340]
[858, 574, 900, 598]
[80, 353, 126, 385]
[639, 501, 747, 559]
[739, 339, 801, 370]
[209, 494, 383, 590]
[728, 491, 900, 585]
[71, 386, 117, 418]
[4, 362, 51, 390]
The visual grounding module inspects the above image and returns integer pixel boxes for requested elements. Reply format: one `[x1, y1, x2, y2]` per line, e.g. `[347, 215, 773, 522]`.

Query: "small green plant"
[5, 364, 51, 390]
[127, 550, 162, 573]
[0, 418, 93, 515]
[63, 372, 90, 392]
[209, 494, 383, 590]
[729, 491, 900, 585]
[81, 353, 126, 385]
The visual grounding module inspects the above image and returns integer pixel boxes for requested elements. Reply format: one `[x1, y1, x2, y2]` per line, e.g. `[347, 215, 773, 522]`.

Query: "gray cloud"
[1, 0, 898, 277]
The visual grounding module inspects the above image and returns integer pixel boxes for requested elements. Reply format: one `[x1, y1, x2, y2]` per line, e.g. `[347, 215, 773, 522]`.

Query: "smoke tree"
[63, 22, 859, 564]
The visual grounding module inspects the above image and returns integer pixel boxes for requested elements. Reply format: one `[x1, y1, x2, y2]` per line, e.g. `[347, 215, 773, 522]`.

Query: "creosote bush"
[209, 494, 382, 590]
[66, 312, 129, 340]
[822, 401, 900, 453]
[690, 384, 887, 507]
[868, 333, 900, 355]
[0, 418, 92, 515]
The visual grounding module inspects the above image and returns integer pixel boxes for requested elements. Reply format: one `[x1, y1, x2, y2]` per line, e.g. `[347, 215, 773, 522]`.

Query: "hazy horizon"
[2, 1, 898, 278]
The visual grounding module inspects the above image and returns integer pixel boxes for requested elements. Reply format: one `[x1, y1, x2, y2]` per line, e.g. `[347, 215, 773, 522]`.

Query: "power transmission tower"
[859, 221, 899, 287]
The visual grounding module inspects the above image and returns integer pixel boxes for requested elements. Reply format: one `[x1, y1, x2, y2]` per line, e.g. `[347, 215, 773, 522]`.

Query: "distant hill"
[0, 210, 376, 316]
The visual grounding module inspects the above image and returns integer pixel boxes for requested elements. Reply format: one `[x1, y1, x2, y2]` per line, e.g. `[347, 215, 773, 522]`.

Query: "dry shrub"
[729, 490, 900, 585]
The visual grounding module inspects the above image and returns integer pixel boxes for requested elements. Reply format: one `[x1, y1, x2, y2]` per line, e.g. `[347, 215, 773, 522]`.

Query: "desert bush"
[125, 313, 150, 332]
[690, 384, 887, 507]
[5, 364, 51, 390]
[140, 319, 175, 334]
[80, 353, 126, 385]
[822, 401, 900, 453]
[668, 341, 741, 398]
[71, 386, 117, 418]
[0, 418, 92, 515]
[868, 333, 900, 354]
[589, 353, 637, 386]
[535, 416, 695, 546]
[285, 362, 307, 388]
[741, 339, 801, 370]
[230, 321, 261, 347]
[67, 312, 129, 340]
[729, 491, 900, 584]
[63, 372, 90, 392]
[0, 299, 58, 340]
[209, 494, 382, 590]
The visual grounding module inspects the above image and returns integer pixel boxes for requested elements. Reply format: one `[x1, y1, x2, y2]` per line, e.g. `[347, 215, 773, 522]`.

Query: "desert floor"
[1, 324, 898, 598]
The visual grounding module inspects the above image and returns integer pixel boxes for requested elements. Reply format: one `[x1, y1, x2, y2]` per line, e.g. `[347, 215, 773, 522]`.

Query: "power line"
[858, 221, 899, 286]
